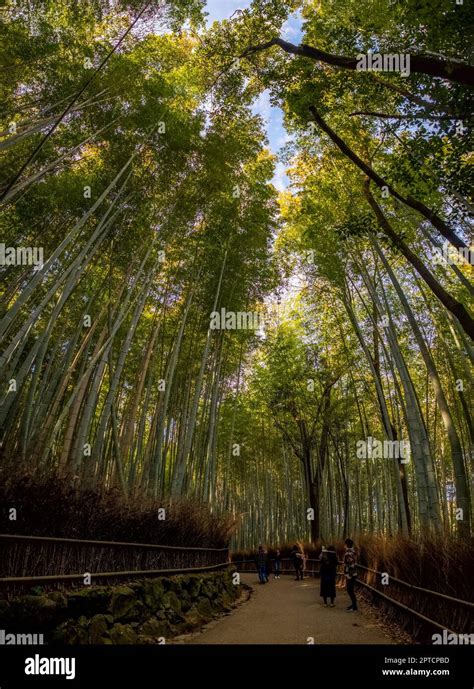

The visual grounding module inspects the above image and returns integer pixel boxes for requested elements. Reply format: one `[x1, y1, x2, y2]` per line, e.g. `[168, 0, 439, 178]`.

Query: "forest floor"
[176, 573, 398, 645]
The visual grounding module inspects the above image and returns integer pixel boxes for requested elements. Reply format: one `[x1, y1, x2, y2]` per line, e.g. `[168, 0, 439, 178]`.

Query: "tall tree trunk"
[371, 235, 471, 536]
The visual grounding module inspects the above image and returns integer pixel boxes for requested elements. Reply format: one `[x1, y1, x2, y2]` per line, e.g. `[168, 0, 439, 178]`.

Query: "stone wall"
[0, 570, 242, 644]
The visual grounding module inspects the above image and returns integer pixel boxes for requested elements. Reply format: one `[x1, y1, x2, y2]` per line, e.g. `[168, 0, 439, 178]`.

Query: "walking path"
[183, 573, 395, 645]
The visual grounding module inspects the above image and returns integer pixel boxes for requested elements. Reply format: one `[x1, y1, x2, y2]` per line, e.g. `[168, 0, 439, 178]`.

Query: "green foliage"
[0, 0, 472, 550]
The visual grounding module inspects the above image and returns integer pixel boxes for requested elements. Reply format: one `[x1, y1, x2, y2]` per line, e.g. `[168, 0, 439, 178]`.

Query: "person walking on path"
[274, 549, 282, 579]
[319, 545, 338, 606]
[291, 544, 304, 581]
[343, 538, 358, 611]
[256, 545, 268, 585]
[263, 547, 270, 582]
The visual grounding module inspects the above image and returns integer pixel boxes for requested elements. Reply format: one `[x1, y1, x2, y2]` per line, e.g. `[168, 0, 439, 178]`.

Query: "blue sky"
[205, 1, 303, 190]
[204, 0, 249, 24]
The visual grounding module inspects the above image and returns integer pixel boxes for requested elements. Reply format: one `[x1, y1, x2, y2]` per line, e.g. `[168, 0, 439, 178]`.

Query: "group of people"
[254, 538, 359, 611]
[255, 545, 282, 582]
[319, 539, 358, 611]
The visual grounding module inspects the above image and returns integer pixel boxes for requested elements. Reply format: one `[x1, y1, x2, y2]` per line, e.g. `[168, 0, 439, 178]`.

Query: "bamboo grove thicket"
[1, 0, 472, 550]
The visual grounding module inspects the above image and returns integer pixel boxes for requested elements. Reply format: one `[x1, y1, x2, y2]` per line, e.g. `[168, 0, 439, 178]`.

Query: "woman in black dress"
[319, 545, 338, 606]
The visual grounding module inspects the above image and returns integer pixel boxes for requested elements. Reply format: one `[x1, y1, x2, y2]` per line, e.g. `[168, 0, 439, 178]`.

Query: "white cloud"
[251, 90, 272, 124]
[275, 129, 293, 150]
[272, 161, 289, 192]
[280, 11, 303, 42]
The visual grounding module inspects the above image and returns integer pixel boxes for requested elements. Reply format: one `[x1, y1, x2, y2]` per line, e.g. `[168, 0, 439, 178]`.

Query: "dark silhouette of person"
[274, 549, 282, 579]
[263, 547, 270, 582]
[256, 545, 268, 584]
[320, 545, 338, 606]
[344, 538, 358, 611]
[291, 544, 304, 580]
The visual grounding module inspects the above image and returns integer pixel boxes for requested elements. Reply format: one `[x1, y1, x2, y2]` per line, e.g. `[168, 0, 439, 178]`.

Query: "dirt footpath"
[182, 573, 395, 645]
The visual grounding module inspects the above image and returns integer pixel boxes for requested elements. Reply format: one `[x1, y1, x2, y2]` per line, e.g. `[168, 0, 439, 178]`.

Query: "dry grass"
[355, 534, 474, 602]
[0, 470, 235, 548]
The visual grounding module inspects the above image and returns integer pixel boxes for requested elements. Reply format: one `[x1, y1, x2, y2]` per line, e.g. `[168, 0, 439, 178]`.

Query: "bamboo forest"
[0, 0, 473, 661]
[1, 0, 473, 543]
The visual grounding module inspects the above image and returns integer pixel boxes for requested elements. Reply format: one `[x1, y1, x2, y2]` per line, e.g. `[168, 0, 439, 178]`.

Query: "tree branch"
[363, 178, 474, 341]
[308, 105, 468, 251]
[240, 37, 474, 86]
[349, 111, 458, 121]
